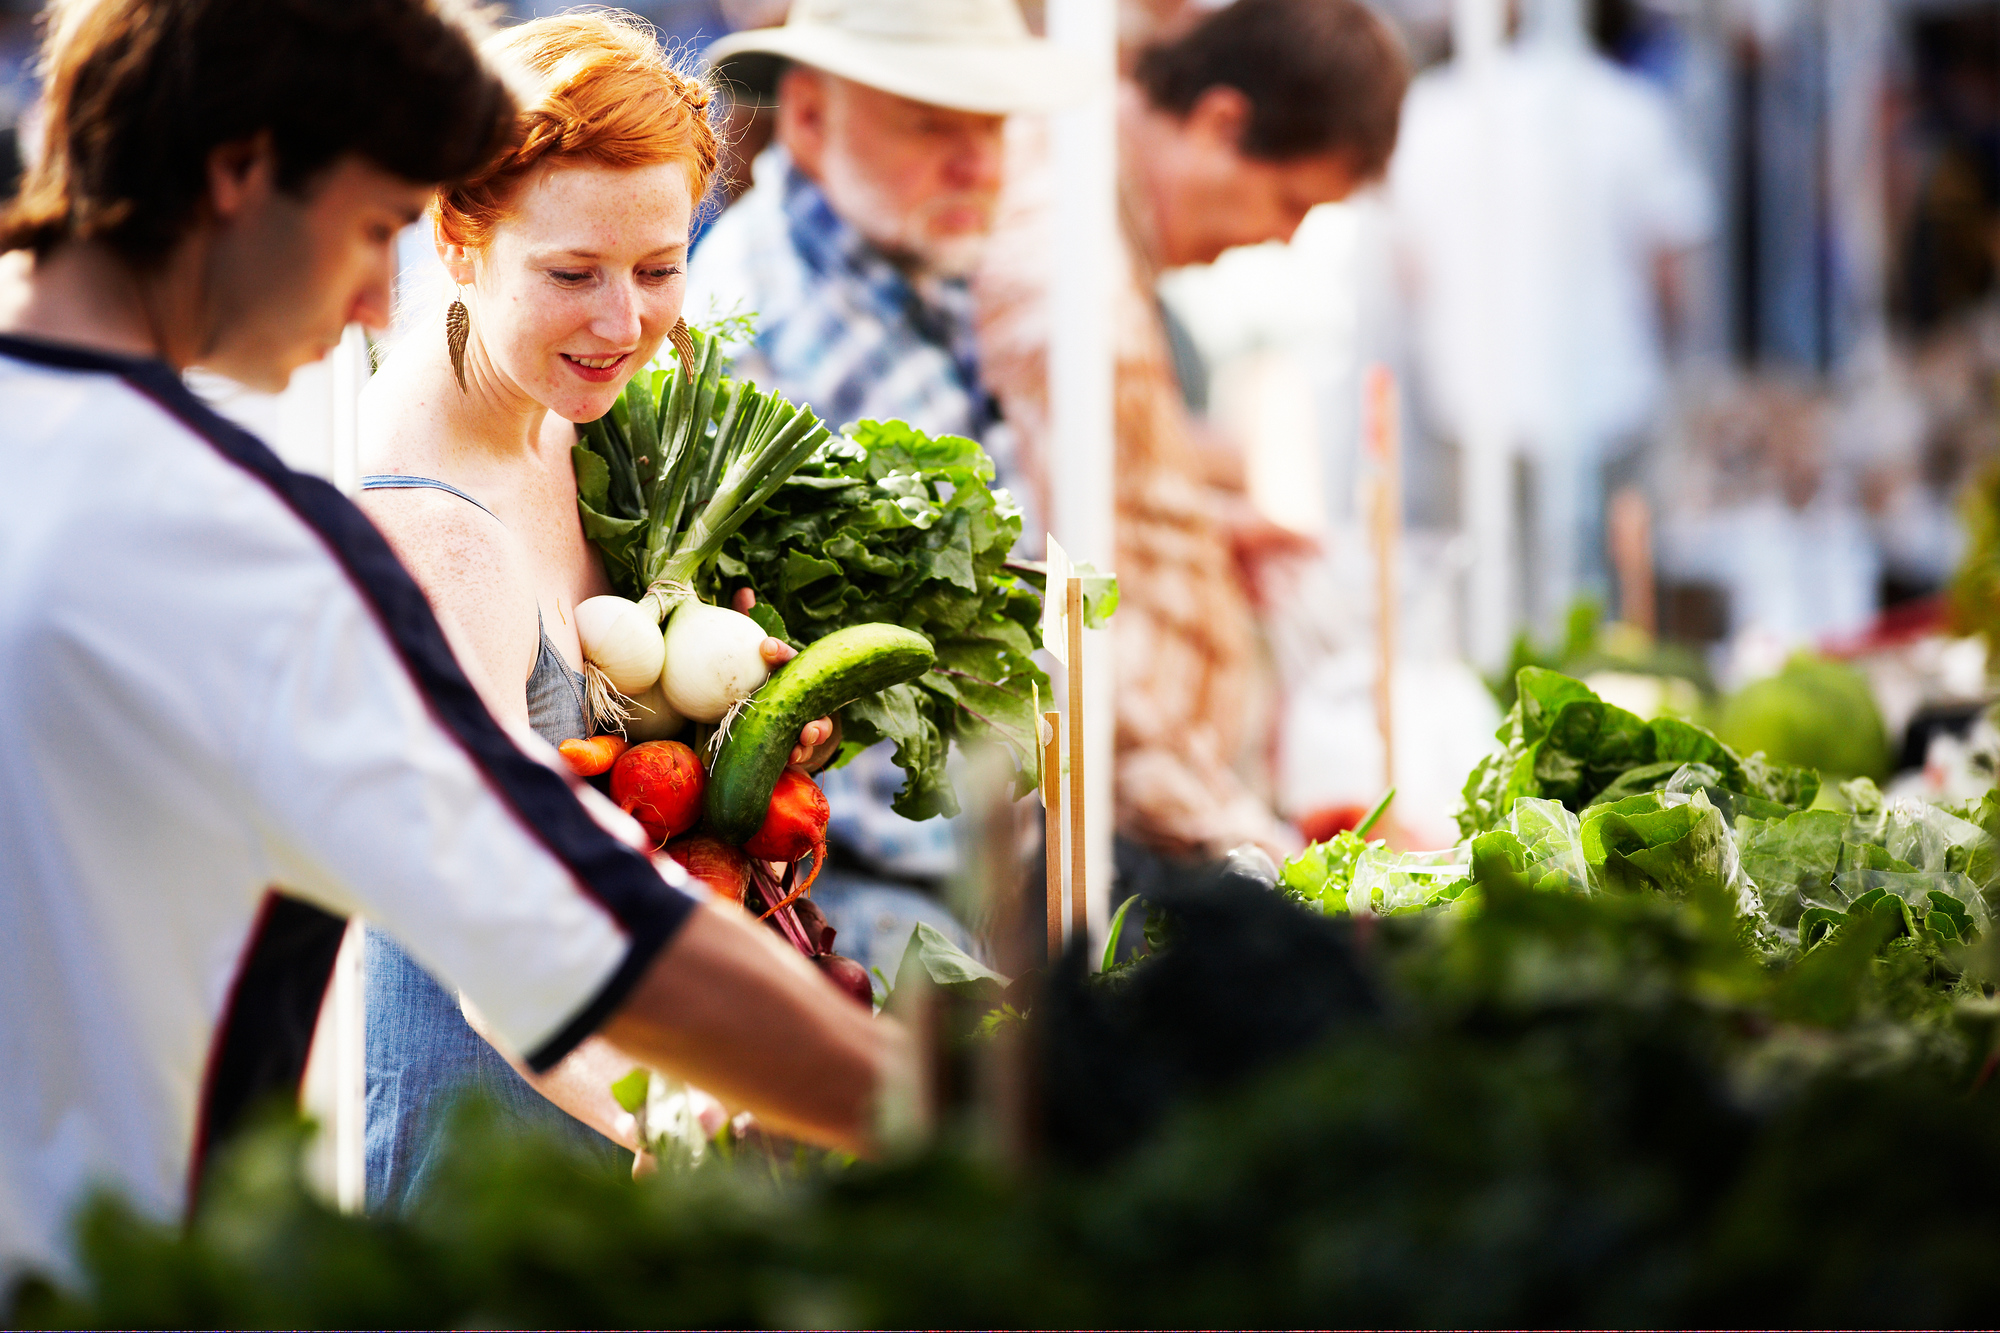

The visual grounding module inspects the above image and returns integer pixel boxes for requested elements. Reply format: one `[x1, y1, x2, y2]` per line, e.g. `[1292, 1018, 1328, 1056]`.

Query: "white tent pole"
[1045, 0, 1118, 957]
[1453, 0, 1515, 670]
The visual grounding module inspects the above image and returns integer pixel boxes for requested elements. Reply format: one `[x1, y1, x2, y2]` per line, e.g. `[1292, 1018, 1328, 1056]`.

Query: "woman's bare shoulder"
[358, 484, 540, 721]
[358, 483, 527, 611]
[357, 346, 449, 468]
[355, 372, 540, 691]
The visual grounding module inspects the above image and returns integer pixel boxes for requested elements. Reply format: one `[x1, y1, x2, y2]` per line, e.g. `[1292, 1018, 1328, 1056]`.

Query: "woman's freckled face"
[471, 159, 693, 423]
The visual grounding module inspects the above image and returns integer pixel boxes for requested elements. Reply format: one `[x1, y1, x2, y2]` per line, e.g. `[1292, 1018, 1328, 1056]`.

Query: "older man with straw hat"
[693, 0, 1081, 444]
[689, 0, 1082, 970]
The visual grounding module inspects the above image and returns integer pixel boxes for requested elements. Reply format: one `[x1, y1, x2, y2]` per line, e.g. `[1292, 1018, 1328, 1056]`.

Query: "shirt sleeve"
[1622, 79, 1714, 252]
[229, 487, 695, 1071]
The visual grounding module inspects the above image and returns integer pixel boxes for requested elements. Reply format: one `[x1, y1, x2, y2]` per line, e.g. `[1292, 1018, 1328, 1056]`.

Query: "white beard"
[817, 149, 994, 281]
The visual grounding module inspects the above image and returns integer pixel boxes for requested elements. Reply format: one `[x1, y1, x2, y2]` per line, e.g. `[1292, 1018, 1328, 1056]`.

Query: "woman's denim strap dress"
[357, 475, 623, 1212]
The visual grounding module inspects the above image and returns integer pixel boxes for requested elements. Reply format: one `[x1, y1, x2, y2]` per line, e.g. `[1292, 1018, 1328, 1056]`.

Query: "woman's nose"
[592, 280, 644, 345]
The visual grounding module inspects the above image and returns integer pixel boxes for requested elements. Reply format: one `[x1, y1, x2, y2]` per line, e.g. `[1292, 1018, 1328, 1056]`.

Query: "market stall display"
[20, 658, 2000, 1327]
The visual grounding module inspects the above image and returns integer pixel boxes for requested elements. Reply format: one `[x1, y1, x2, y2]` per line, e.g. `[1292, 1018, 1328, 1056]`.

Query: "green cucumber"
[705, 623, 935, 842]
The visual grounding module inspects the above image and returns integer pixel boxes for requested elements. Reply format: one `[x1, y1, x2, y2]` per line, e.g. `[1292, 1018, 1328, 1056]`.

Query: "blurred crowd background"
[5, 0, 1998, 865]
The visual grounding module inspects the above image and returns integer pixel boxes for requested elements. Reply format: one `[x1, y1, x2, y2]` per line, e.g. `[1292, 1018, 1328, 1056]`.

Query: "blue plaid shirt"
[688, 146, 1003, 449]
[688, 146, 1026, 882]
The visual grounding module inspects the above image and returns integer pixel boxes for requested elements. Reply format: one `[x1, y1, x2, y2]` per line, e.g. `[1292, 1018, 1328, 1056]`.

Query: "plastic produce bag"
[1580, 789, 1759, 916]
[1506, 797, 1589, 894]
[1348, 846, 1473, 916]
[1662, 762, 1795, 825]
[1732, 794, 1996, 944]
[1803, 869, 1990, 947]
[1849, 798, 1987, 877]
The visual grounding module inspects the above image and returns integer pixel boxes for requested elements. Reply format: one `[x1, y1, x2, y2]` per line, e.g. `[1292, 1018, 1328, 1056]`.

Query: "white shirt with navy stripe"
[0, 336, 695, 1282]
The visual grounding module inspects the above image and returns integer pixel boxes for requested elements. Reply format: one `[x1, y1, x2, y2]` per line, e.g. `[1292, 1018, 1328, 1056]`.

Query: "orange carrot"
[558, 734, 628, 778]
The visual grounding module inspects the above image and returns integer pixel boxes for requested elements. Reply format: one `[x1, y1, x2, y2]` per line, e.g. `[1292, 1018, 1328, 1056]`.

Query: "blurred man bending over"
[976, 0, 1410, 886]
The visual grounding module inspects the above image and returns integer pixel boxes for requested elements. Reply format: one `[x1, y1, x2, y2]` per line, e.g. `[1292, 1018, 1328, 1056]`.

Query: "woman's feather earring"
[669, 317, 695, 381]
[445, 288, 470, 391]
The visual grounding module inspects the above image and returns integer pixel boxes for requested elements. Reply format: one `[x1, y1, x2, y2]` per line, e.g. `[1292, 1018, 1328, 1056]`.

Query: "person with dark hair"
[0, 0, 897, 1285]
[977, 0, 1412, 869]
[1126, 0, 1406, 268]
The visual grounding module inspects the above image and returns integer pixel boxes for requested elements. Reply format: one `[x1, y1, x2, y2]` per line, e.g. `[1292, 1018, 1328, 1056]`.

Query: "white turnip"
[574, 594, 666, 696]
[659, 599, 770, 724]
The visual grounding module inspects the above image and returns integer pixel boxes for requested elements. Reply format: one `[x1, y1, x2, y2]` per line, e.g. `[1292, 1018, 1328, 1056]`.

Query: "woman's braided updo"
[435, 10, 717, 251]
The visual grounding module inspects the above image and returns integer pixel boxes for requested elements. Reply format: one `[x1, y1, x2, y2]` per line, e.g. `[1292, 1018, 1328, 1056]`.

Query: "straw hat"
[704, 0, 1090, 114]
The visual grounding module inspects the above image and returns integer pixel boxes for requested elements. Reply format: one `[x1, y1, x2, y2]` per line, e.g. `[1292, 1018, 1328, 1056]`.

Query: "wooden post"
[1365, 365, 1401, 797]
[1066, 576, 1088, 949]
[1041, 709, 1064, 962]
[1607, 486, 1657, 636]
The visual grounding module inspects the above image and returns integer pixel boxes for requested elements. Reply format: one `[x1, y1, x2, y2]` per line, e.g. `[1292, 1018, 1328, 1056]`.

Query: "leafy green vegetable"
[608, 1067, 649, 1115]
[573, 327, 831, 604]
[1580, 791, 1737, 899]
[1278, 828, 1383, 912]
[1343, 846, 1473, 915]
[1303, 667, 1992, 988]
[1741, 750, 1824, 809]
[885, 921, 1007, 1010]
[720, 419, 1057, 816]
[1457, 667, 1818, 839]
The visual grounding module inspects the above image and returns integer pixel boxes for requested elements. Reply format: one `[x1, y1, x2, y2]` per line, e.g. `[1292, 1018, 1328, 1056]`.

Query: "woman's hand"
[733, 588, 838, 768]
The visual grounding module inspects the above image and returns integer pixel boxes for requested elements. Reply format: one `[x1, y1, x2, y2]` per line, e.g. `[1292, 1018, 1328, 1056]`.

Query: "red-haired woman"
[356, 11, 832, 1209]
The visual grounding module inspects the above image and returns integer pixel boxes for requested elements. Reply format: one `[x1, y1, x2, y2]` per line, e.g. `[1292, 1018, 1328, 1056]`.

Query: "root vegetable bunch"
[562, 737, 865, 1007]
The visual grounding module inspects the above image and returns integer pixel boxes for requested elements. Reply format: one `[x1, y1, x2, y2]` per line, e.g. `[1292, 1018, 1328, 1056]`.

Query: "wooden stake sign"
[1041, 708, 1064, 963]
[1066, 575, 1088, 946]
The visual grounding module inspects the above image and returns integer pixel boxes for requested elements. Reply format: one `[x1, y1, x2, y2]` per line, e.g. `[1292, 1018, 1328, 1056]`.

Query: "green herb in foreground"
[25, 868, 2000, 1329]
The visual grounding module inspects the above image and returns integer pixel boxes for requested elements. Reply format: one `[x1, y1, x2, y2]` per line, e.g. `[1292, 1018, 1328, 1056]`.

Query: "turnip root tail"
[757, 836, 825, 918]
[620, 799, 670, 852]
[584, 661, 635, 735]
[707, 695, 754, 759]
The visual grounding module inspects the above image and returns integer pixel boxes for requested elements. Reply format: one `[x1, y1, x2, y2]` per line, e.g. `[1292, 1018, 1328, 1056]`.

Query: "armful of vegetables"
[564, 331, 942, 986]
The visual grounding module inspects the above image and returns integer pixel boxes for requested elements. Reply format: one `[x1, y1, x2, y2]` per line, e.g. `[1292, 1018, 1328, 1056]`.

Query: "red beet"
[815, 952, 875, 1007]
[791, 896, 837, 954]
[745, 766, 829, 915]
[661, 834, 749, 905]
[610, 741, 705, 846]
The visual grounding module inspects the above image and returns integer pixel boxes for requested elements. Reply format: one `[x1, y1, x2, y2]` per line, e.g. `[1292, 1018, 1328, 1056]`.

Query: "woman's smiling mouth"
[561, 351, 630, 382]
